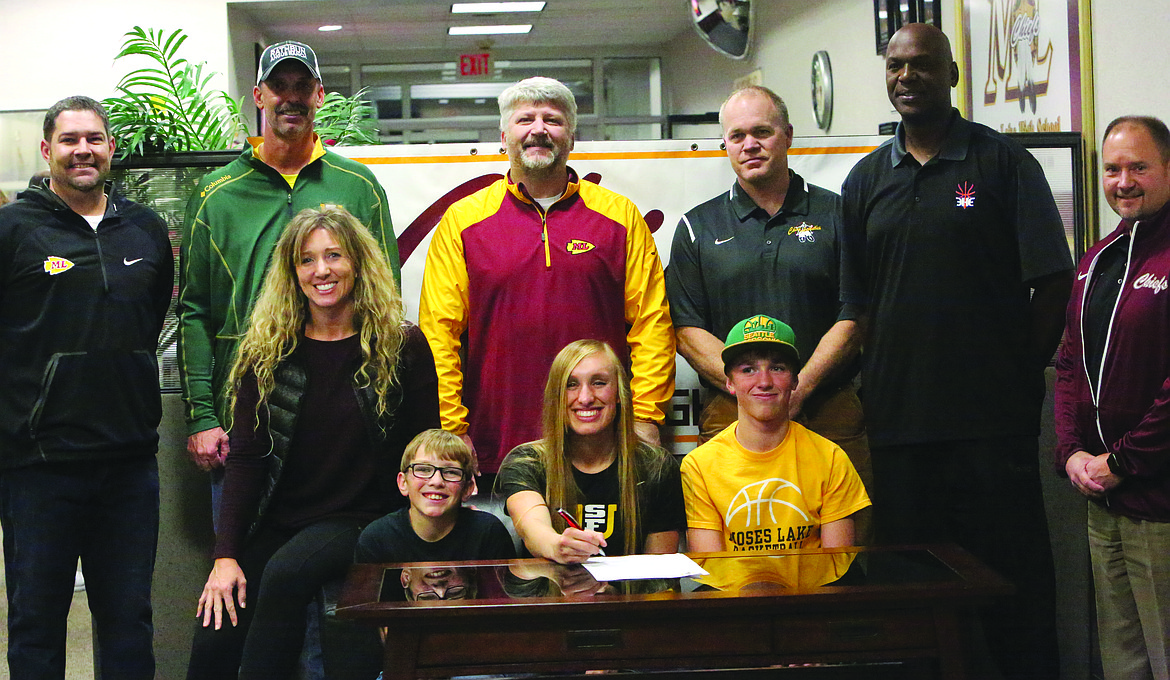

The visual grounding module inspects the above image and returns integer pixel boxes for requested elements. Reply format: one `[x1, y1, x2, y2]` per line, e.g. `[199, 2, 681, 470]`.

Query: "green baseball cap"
[721, 315, 801, 370]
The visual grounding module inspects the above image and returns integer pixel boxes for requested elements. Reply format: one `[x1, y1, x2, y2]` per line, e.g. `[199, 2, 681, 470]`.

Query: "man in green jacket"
[178, 40, 398, 501]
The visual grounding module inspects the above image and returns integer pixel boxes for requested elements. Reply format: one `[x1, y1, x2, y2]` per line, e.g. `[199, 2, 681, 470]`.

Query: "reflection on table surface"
[398, 565, 476, 601]
[370, 548, 964, 606]
[694, 550, 857, 591]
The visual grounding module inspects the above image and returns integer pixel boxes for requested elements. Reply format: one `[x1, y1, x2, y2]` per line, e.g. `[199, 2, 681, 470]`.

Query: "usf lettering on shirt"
[575, 503, 617, 538]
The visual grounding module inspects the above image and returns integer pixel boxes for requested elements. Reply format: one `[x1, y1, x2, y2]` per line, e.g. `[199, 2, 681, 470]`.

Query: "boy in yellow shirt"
[681, 315, 870, 562]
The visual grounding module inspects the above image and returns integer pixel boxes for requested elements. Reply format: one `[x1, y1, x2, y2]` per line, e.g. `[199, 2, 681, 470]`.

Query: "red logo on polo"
[956, 182, 976, 209]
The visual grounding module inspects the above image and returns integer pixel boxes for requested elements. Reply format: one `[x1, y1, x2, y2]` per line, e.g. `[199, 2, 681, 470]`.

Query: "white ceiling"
[232, 0, 695, 57]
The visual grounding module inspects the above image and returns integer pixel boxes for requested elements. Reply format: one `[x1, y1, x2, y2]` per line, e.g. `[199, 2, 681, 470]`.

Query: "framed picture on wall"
[959, 0, 1090, 135]
[874, 0, 942, 54]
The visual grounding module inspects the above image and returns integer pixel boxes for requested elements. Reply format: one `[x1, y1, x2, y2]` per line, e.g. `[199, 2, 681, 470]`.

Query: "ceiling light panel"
[448, 24, 532, 35]
[451, 2, 546, 13]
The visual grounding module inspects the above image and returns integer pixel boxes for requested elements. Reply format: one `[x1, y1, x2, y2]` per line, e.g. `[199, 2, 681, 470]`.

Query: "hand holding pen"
[555, 507, 607, 559]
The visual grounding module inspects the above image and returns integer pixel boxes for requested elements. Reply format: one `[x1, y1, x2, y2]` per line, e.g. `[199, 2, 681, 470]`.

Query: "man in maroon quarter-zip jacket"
[418, 76, 674, 489]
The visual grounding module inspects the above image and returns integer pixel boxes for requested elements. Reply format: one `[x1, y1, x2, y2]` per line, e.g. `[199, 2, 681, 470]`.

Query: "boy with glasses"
[356, 429, 515, 563]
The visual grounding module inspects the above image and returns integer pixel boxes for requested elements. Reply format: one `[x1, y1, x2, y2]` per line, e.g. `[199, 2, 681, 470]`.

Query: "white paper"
[581, 553, 708, 582]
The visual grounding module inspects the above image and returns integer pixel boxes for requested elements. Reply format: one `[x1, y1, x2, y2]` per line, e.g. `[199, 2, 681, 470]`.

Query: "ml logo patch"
[43, 256, 75, 276]
[566, 239, 595, 254]
[956, 182, 976, 209]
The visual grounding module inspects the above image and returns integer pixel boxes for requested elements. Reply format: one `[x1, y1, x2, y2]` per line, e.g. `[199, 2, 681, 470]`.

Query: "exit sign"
[458, 53, 492, 79]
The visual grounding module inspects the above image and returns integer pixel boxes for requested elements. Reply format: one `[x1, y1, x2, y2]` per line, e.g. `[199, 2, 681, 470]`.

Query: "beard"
[519, 146, 559, 170]
[508, 132, 569, 172]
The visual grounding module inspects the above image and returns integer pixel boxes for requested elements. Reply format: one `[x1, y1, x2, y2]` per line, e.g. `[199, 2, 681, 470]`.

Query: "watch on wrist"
[1106, 452, 1125, 476]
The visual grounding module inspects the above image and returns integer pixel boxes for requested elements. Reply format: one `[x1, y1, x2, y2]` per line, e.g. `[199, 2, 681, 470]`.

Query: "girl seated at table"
[496, 339, 684, 563]
[186, 206, 439, 679]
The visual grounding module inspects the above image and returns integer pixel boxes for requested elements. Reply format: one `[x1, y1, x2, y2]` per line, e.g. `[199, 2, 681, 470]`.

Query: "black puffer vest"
[245, 354, 403, 539]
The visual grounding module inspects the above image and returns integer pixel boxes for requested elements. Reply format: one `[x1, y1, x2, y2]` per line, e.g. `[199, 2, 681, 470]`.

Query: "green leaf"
[104, 26, 246, 157]
[314, 87, 379, 146]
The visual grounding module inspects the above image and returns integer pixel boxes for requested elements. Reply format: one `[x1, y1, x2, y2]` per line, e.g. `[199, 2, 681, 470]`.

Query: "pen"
[555, 507, 606, 557]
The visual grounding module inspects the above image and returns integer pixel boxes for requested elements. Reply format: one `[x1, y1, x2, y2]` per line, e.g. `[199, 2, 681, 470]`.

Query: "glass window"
[602, 58, 661, 117]
[320, 65, 353, 97]
[361, 59, 593, 122]
[0, 110, 48, 194]
[359, 57, 663, 144]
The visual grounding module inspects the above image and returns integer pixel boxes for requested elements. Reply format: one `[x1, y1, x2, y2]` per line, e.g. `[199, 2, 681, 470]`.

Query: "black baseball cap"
[257, 41, 321, 85]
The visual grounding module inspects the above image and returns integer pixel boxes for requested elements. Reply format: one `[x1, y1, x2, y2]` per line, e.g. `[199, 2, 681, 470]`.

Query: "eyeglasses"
[407, 463, 466, 483]
[414, 585, 467, 601]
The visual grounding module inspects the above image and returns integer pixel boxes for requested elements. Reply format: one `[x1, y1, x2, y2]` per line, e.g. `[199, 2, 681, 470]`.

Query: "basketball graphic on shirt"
[725, 478, 810, 528]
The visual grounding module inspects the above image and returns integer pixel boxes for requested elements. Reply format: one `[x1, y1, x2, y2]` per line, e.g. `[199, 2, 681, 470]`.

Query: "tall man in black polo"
[665, 86, 870, 538]
[841, 23, 1072, 679]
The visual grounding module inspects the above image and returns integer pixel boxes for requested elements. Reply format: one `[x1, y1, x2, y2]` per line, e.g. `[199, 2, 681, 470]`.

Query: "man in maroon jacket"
[1055, 115, 1170, 680]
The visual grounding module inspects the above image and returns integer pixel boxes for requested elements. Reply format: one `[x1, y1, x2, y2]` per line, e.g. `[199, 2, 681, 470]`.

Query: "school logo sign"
[967, 0, 1074, 133]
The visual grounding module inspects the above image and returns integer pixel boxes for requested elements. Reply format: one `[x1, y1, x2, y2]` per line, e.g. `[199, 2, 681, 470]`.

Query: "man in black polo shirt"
[666, 86, 870, 541]
[841, 23, 1072, 680]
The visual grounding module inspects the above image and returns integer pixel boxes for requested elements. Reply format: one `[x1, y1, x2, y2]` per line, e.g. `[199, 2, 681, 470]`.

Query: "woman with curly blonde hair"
[496, 339, 684, 563]
[188, 206, 439, 679]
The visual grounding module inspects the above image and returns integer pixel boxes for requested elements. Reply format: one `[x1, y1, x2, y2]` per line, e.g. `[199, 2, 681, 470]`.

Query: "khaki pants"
[698, 383, 873, 545]
[1088, 501, 1170, 680]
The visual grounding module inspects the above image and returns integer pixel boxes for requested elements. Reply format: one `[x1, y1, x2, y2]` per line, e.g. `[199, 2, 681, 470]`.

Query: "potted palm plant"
[102, 27, 247, 157]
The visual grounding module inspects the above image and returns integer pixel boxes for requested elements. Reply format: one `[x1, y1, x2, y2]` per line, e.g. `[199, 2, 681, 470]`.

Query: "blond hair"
[719, 85, 789, 130]
[400, 429, 477, 479]
[226, 206, 405, 423]
[525, 339, 670, 555]
[498, 76, 578, 136]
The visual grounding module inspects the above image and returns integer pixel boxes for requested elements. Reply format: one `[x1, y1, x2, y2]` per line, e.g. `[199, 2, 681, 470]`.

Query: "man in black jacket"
[0, 96, 173, 680]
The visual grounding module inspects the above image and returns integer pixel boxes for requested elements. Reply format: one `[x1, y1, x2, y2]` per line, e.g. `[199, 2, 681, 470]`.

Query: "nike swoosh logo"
[1077, 272, 1089, 280]
[714, 236, 735, 245]
[124, 257, 144, 266]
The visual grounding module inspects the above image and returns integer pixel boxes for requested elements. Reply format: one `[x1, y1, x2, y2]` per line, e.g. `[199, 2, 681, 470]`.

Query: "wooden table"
[334, 545, 1011, 679]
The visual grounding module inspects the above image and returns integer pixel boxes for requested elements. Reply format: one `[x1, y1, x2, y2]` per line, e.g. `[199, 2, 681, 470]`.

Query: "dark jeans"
[870, 436, 1060, 680]
[0, 455, 159, 680]
[187, 516, 364, 680]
